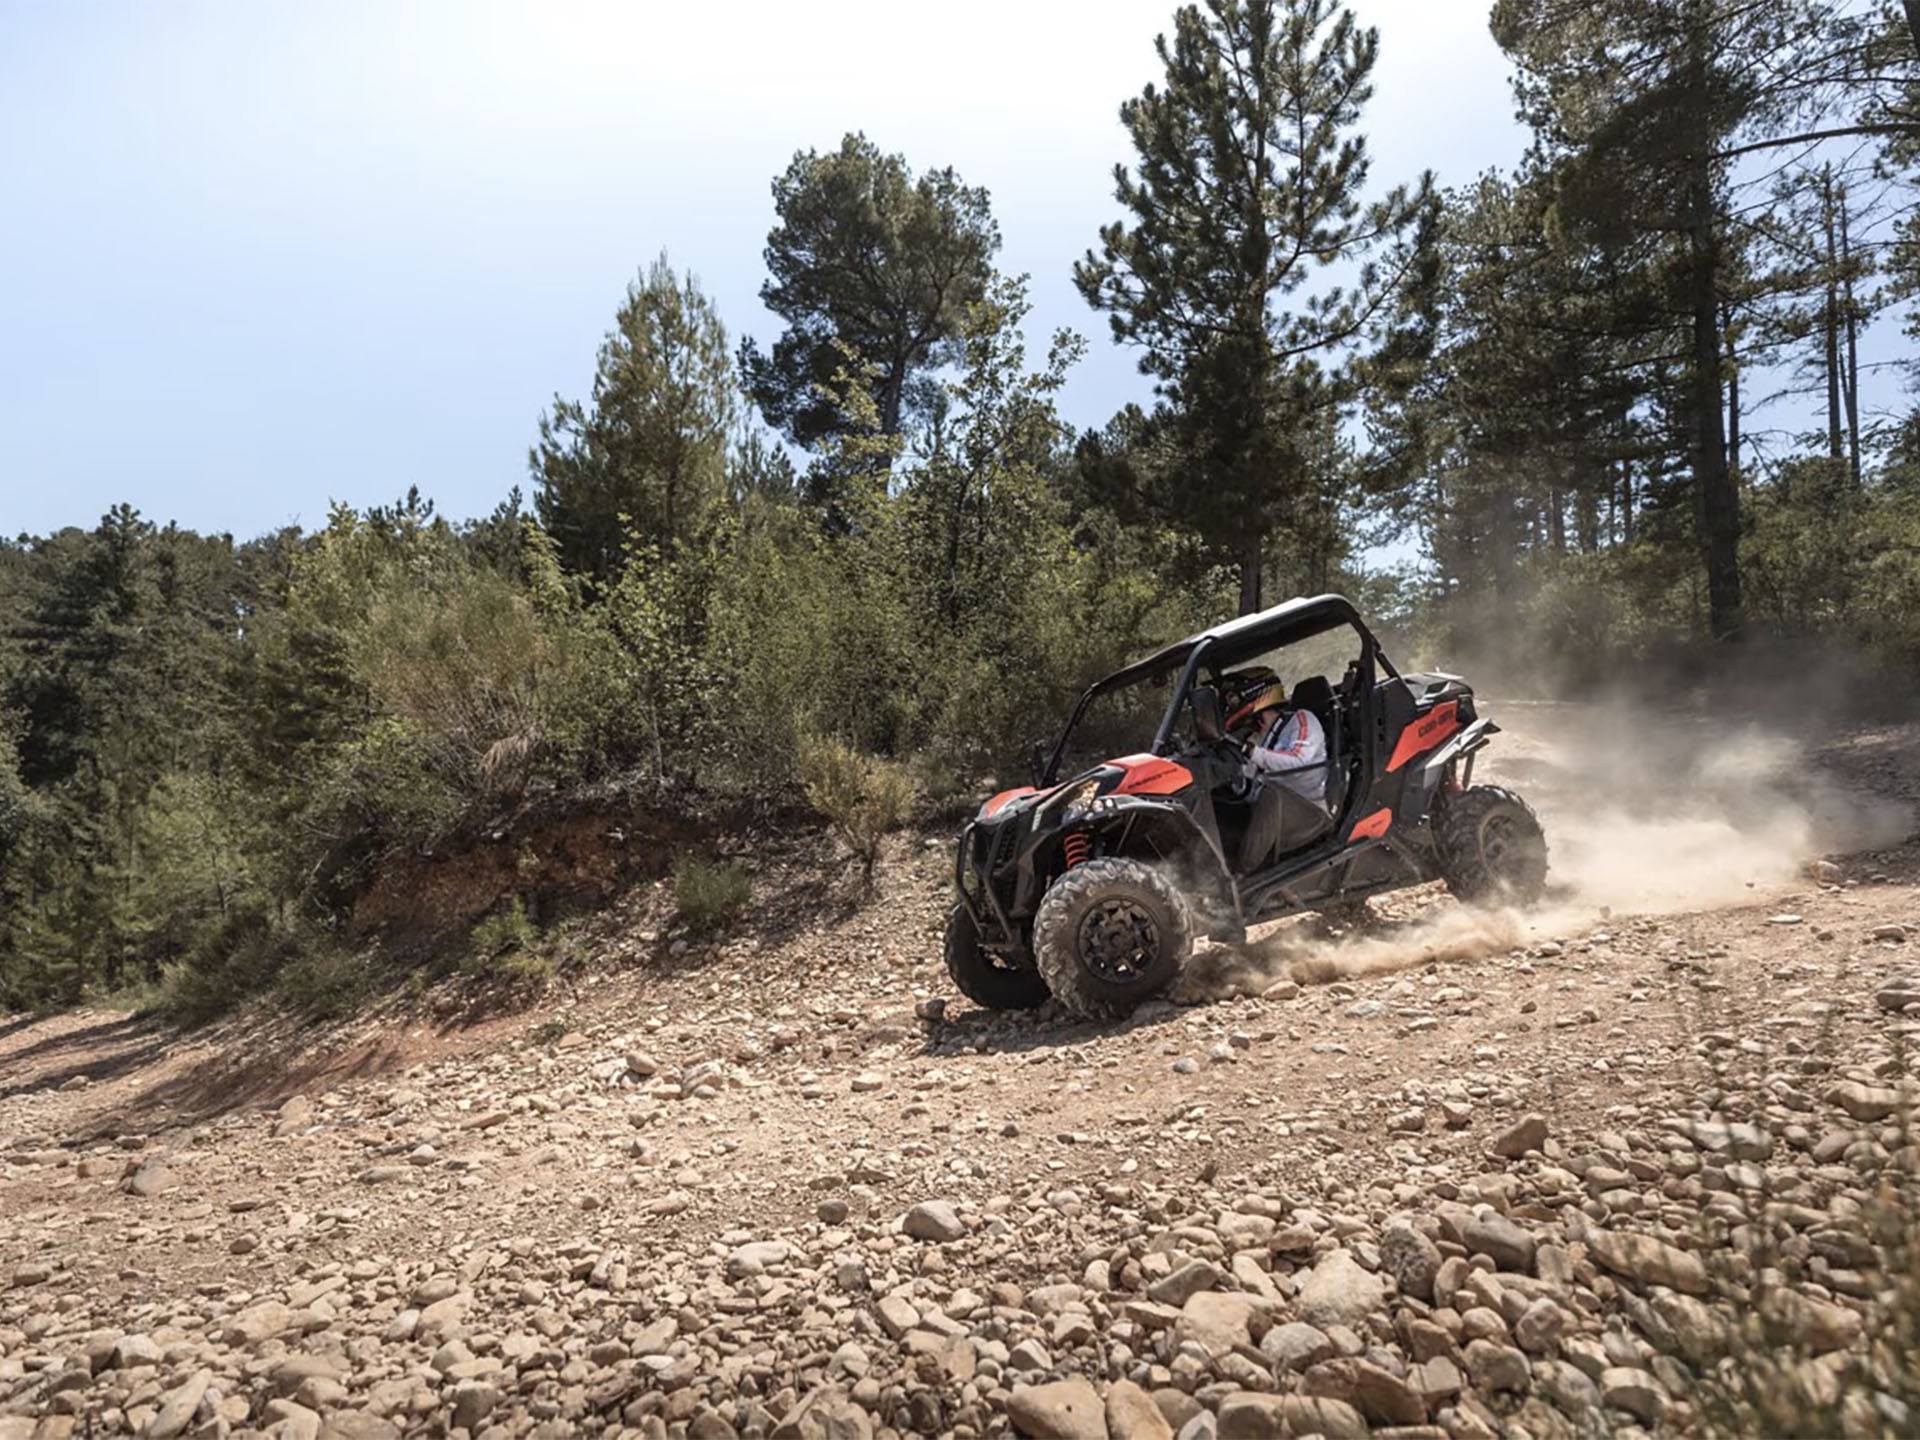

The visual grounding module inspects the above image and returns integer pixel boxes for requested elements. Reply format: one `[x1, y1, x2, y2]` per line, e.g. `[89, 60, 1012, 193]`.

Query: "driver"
[1222, 667, 1329, 809]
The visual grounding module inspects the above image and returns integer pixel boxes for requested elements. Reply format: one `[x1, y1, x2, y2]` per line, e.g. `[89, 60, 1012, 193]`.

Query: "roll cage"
[1037, 593, 1396, 789]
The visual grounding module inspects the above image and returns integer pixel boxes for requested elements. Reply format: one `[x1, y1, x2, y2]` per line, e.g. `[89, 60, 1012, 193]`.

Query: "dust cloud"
[1182, 701, 1915, 997]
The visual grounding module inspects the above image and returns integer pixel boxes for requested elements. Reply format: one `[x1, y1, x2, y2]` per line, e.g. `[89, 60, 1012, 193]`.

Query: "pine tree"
[1076, 0, 1437, 614]
[532, 256, 736, 584]
[1491, 0, 1872, 638]
[741, 134, 1000, 450]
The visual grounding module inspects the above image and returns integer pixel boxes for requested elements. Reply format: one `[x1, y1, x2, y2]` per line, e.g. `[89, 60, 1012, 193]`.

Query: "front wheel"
[944, 904, 1049, 1011]
[1436, 785, 1549, 903]
[1033, 859, 1192, 1020]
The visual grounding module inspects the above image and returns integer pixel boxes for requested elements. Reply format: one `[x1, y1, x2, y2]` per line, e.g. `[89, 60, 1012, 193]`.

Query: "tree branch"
[1714, 123, 1920, 161]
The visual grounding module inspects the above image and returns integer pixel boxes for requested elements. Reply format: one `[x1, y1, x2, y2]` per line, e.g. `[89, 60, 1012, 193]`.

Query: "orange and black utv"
[947, 594, 1548, 1019]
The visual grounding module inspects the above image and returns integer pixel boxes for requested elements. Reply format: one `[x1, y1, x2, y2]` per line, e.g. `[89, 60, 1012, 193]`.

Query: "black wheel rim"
[1076, 898, 1162, 984]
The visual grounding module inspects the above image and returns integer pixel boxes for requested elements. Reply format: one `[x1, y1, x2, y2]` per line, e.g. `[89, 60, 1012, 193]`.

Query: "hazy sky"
[0, 0, 1529, 539]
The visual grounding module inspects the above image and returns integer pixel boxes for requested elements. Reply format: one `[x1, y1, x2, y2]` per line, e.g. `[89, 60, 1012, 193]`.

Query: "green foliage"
[799, 736, 915, 881]
[671, 856, 751, 933]
[534, 254, 737, 582]
[1075, 0, 1439, 610]
[464, 899, 552, 985]
[275, 946, 377, 1020]
[742, 133, 1000, 447]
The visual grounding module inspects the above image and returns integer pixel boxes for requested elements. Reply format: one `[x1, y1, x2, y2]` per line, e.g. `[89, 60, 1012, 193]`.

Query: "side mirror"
[1191, 685, 1226, 743]
[1029, 740, 1050, 788]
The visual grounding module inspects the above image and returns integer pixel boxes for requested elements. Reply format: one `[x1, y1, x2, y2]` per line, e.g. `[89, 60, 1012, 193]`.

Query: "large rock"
[1491, 1113, 1549, 1159]
[1217, 1393, 1367, 1440]
[1380, 1220, 1442, 1301]
[272, 1094, 315, 1137]
[1584, 1226, 1709, 1295]
[1758, 1287, 1862, 1353]
[1296, 1248, 1385, 1330]
[122, 1155, 175, 1197]
[1146, 1258, 1222, 1307]
[1105, 1378, 1173, 1440]
[148, 1368, 213, 1440]
[1463, 1212, 1537, 1273]
[772, 1385, 872, 1440]
[1006, 1378, 1106, 1440]
[1825, 1081, 1902, 1121]
[224, 1300, 298, 1347]
[1174, 1291, 1261, 1354]
[1261, 1320, 1335, 1373]
[902, 1200, 966, 1242]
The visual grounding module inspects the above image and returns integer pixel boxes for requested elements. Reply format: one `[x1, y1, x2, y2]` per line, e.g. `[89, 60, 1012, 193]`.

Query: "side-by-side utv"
[947, 594, 1549, 1019]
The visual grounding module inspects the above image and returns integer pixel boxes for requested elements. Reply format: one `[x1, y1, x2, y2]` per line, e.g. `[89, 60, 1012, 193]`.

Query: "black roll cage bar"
[1037, 594, 1397, 788]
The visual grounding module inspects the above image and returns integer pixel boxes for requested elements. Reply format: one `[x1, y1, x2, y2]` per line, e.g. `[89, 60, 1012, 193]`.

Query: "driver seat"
[1290, 675, 1346, 816]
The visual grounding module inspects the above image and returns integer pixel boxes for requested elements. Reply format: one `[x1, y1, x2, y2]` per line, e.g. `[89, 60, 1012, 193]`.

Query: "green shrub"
[799, 736, 916, 881]
[275, 946, 375, 1019]
[462, 899, 553, 985]
[672, 856, 751, 933]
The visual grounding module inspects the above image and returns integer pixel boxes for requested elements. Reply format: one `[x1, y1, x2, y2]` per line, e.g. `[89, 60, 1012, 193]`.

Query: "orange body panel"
[982, 785, 1040, 817]
[1349, 806, 1392, 841]
[1385, 700, 1460, 773]
[1110, 754, 1195, 796]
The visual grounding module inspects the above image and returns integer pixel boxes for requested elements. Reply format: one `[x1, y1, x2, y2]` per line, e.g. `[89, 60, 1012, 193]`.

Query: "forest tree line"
[5, 0, 1920, 1012]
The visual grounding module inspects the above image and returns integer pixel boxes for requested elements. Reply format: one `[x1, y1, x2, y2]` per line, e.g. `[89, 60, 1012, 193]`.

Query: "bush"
[799, 736, 916, 881]
[672, 856, 751, 933]
[274, 946, 376, 1020]
[463, 899, 552, 985]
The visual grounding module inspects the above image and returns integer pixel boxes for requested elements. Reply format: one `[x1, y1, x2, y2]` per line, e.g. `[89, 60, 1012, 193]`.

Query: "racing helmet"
[1221, 666, 1286, 732]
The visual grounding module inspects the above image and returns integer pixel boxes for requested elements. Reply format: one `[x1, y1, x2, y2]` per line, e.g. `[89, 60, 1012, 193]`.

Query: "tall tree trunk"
[1236, 531, 1263, 616]
[1725, 311, 1741, 487]
[1689, 180, 1741, 638]
[1620, 460, 1634, 544]
[1906, 0, 1920, 56]
[1822, 168, 1844, 465]
[1840, 193, 1863, 488]
[1683, 10, 1739, 639]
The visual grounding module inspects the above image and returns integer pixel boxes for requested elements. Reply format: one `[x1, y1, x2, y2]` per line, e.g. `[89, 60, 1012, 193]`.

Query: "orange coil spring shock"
[1062, 831, 1091, 868]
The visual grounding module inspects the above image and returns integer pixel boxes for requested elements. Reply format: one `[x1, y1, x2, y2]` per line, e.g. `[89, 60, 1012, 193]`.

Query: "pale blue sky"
[5, 0, 1888, 544]
[0, 0, 1528, 539]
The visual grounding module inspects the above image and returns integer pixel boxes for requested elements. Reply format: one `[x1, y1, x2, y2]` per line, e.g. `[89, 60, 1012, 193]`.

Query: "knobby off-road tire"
[1437, 785, 1549, 903]
[944, 904, 1049, 1011]
[1033, 858, 1193, 1020]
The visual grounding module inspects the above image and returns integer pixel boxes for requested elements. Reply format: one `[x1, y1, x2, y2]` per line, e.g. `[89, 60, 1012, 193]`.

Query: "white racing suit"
[1247, 706, 1328, 806]
[1234, 705, 1331, 870]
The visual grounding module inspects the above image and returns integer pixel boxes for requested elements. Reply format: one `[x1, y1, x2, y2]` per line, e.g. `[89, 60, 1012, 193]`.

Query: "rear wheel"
[1436, 785, 1549, 903]
[1033, 859, 1192, 1020]
[944, 904, 1049, 1011]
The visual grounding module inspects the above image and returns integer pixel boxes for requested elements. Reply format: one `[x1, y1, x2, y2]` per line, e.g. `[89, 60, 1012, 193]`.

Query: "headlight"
[1037, 772, 1112, 823]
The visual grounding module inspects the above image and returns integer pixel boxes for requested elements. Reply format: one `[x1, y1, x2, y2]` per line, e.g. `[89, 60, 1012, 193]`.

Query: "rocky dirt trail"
[3, 707, 1919, 1440]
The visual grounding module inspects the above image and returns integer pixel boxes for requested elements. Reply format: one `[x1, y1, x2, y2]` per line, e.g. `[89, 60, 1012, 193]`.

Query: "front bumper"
[954, 812, 1028, 949]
